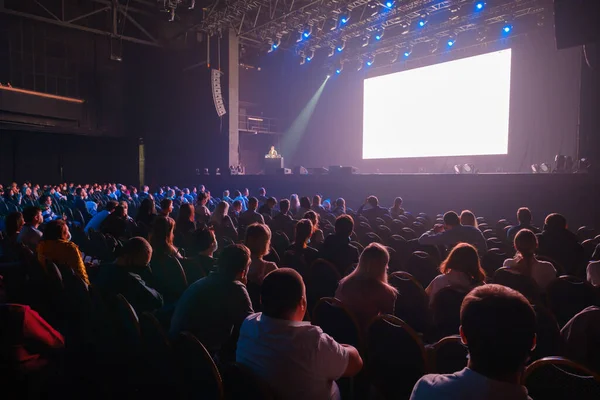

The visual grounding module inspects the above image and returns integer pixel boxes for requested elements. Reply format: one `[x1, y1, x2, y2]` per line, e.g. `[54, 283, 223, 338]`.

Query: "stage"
[197, 172, 599, 229]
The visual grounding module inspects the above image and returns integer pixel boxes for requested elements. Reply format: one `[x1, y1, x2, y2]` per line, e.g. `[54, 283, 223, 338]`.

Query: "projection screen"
[363, 49, 512, 159]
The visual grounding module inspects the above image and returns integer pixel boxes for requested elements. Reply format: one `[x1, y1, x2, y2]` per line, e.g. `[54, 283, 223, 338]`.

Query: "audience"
[170, 244, 253, 362]
[322, 215, 360, 276]
[303, 210, 325, 245]
[537, 213, 585, 276]
[282, 219, 318, 278]
[389, 196, 405, 219]
[239, 197, 265, 227]
[357, 195, 390, 220]
[244, 223, 278, 286]
[186, 227, 218, 283]
[503, 229, 557, 290]
[311, 195, 326, 216]
[17, 206, 43, 251]
[159, 198, 173, 218]
[506, 207, 540, 242]
[92, 237, 163, 313]
[335, 243, 397, 331]
[37, 220, 89, 284]
[269, 199, 293, 233]
[258, 197, 277, 218]
[419, 211, 488, 256]
[295, 196, 311, 219]
[460, 210, 478, 229]
[426, 243, 486, 301]
[100, 205, 128, 240]
[289, 194, 300, 216]
[175, 203, 196, 247]
[39, 195, 60, 224]
[236, 268, 363, 400]
[149, 216, 182, 259]
[332, 198, 347, 217]
[410, 285, 536, 400]
[210, 201, 237, 238]
[85, 200, 118, 233]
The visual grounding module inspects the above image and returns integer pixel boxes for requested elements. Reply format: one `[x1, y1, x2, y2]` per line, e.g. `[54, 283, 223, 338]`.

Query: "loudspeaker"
[329, 166, 357, 176]
[275, 168, 292, 175]
[554, 0, 600, 49]
[292, 166, 309, 175]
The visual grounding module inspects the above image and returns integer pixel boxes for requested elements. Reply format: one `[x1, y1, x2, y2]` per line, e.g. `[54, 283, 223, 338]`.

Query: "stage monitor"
[363, 49, 512, 160]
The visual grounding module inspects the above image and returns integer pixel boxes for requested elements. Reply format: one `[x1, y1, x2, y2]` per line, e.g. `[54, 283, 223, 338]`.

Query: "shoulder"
[411, 373, 464, 398]
[503, 258, 516, 267]
[536, 260, 556, 271]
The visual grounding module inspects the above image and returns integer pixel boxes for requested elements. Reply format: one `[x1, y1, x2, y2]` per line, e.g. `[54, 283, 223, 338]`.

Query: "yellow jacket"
[37, 240, 90, 285]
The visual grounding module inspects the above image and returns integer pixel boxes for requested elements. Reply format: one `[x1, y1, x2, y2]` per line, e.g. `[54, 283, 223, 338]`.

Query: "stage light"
[403, 47, 412, 57]
[300, 55, 306, 65]
[306, 48, 315, 62]
[385, 1, 394, 8]
[366, 55, 375, 66]
[328, 45, 335, 57]
[330, 16, 338, 31]
[577, 158, 592, 173]
[361, 35, 370, 47]
[454, 164, 476, 174]
[337, 39, 346, 52]
[375, 28, 384, 41]
[475, 1, 485, 11]
[336, 62, 344, 74]
[340, 12, 350, 25]
[418, 20, 427, 27]
[531, 163, 550, 173]
[502, 24, 513, 34]
[303, 25, 313, 39]
[447, 38, 456, 47]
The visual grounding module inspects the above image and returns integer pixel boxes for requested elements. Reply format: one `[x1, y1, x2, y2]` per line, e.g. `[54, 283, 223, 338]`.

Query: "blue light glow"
[272, 43, 279, 50]
[475, 2, 484, 11]
[337, 46, 343, 52]
[418, 20, 426, 27]
[404, 52, 410, 57]
[306, 57, 312, 62]
[375, 35, 382, 40]
[366, 60, 373, 66]
[447, 39, 455, 47]
[503, 24, 512, 34]
[303, 32, 310, 38]
[341, 17, 348, 24]
[386, 1, 393, 7]
[336, 69, 341, 74]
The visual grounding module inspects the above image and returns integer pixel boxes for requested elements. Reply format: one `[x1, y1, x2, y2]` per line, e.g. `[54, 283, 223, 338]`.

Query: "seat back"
[493, 267, 542, 304]
[366, 315, 429, 399]
[481, 248, 507, 277]
[389, 271, 431, 335]
[312, 297, 363, 351]
[523, 357, 600, 400]
[112, 294, 141, 350]
[150, 255, 188, 304]
[139, 312, 180, 392]
[430, 287, 468, 340]
[428, 335, 468, 374]
[174, 332, 224, 400]
[306, 259, 341, 313]
[405, 251, 439, 288]
[547, 276, 599, 327]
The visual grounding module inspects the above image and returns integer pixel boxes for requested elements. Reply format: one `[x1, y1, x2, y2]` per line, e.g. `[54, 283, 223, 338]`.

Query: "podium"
[264, 156, 284, 175]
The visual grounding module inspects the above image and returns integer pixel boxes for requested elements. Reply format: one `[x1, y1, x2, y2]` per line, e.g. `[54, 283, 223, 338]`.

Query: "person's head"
[5, 212, 24, 238]
[233, 190, 241, 199]
[441, 243, 486, 284]
[516, 207, 532, 225]
[142, 185, 149, 193]
[266, 197, 277, 209]
[303, 210, 319, 230]
[312, 195, 321, 207]
[223, 190, 230, 198]
[295, 219, 313, 247]
[248, 197, 259, 211]
[393, 197, 403, 208]
[218, 244, 251, 282]
[197, 192, 208, 206]
[460, 210, 478, 228]
[149, 216, 177, 255]
[119, 201, 129, 213]
[279, 199, 290, 214]
[23, 206, 43, 227]
[367, 195, 379, 208]
[112, 205, 127, 219]
[443, 211, 461, 229]
[335, 214, 354, 238]
[299, 196, 311, 210]
[242, 188, 249, 197]
[232, 200, 242, 213]
[335, 197, 346, 211]
[105, 200, 118, 213]
[261, 268, 306, 321]
[244, 223, 271, 258]
[460, 284, 536, 379]
[192, 226, 217, 255]
[138, 198, 156, 217]
[76, 187, 86, 198]
[258, 187, 266, 196]
[214, 201, 229, 217]
[43, 219, 69, 241]
[290, 194, 300, 209]
[41, 194, 52, 206]
[199, 185, 206, 193]
[270, 145, 275, 152]
[512, 230, 539, 277]
[117, 237, 153, 268]
[545, 213, 567, 231]
[160, 198, 173, 215]
[177, 203, 195, 224]
[167, 189, 175, 198]
[353, 243, 390, 283]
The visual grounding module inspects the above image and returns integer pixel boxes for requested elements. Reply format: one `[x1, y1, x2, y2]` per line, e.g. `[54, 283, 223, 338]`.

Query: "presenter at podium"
[267, 145, 278, 158]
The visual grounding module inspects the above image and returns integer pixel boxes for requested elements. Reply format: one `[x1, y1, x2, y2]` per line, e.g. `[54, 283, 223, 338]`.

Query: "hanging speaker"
[211, 69, 226, 117]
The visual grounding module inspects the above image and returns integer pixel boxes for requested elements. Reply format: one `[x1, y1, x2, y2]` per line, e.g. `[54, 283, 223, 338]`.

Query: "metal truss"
[0, 0, 165, 47]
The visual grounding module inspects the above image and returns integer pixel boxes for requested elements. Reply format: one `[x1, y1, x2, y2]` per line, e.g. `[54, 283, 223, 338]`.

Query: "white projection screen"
[363, 49, 512, 159]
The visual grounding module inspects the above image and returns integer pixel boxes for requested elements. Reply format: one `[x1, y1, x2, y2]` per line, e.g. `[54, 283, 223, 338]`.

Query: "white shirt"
[502, 257, 557, 290]
[236, 313, 349, 400]
[587, 261, 600, 287]
[410, 368, 531, 400]
[426, 271, 475, 302]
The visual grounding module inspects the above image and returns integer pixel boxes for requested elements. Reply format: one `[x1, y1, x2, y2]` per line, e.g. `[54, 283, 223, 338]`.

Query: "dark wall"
[240, 28, 582, 173]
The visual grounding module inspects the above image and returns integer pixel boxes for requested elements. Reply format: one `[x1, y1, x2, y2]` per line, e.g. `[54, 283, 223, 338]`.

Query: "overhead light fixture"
[400, 22, 410, 35]
[403, 47, 413, 57]
[336, 62, 344, 74]
[385, 1, 395, 8]
[418, 14, 428, 27]
[340, 11, 350, 25]
[307, 48, 315, 62]
[303, 25, 313, 39]
[366, 55, 375, 66]
[474, 1, 486, 11]
[337, 39, 346, 52]
[330, 16, 339, 31]
[447, 37, 456, 47]
[375, 28, 385, 41]
[328, 44, 336, 57]
[502, 23, 513, 34]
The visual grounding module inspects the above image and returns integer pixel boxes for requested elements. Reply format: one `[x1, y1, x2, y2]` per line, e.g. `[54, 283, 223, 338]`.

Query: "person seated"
[185, 227, 218, 283]
[503, 229, 556, 290]
[282, 219, 318, 279]
[289, 194, 300, 216]
[37, 220, 89, 284]
[460, 210, 478, 229]
[389, 197, 405, 220]
[183, 188, 194, 204]
[332, 198, 347, 217]
[322, 215, 360, 276]
[303, 210, 325, 245]
[410, 285, 536, 400]
[222, 190, 233, 204]
[257, 187, 268, 205]
[244, 223, 278, 286]
[228, 200, 243, 227]
[86, 198, 98, 217]
[506, 207, 541, 242]
[85, 200, 118, 233]
[311, 195, 326, 216]
[135, 197, 156, 228]
[39, 195, 60, 224]
[138, 185, 151, 200]
[1, 212, 25, 262]
[92, 237, 163, 314]
[294, 196, 312, 220]
[258, 197, 277, 219]
[195, 192, 212, 224]
[100, 205, 129, 240]
[209, 201, 237, 239]
[17, 206, 43, 251]
[587, 257, 600, 287]
[232, 190, 248, 212]
[74, 187, 92, 222]
[561, 306, 600, 374]
[0, 277, 65, 374]
[175, 203, 197, 248]
[335, 243, 397, 331]
[159, 198, 174, 218]
[236, 268, 363, 400]
[239, 197, 265, 227]
[426, 243, 486, 302]
[269, 199, 294, 234]
[149, 216, 184, 303]
[537, 213, 585, 276]
[170, 244, 253, 363]
[357, 195, 390, 221]
[418, 211, 488, 256]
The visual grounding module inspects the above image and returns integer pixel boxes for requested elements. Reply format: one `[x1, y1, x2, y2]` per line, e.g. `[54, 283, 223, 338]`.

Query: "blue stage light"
[303, 32, 310, 38]
[375, 34, 382, 40]
[447, 39, 456, 47]
[366, 60, 373, 66]
[336, 69, 341, 74]
[404, 51, 411, 57]
[418, 20, 426, 27]
[475, 2, 485, 11]
[386, 1, 393, 7]
[272, 43, 279, 49]
[337, 46, 343, 52]
[340, 16, 349, 24]
[503, 24, 512, 34]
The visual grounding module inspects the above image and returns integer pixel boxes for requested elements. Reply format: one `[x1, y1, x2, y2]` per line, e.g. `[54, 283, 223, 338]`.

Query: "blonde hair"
[244, 223, 272, 258]
[460, 210, 478, 229]
[351, 243, 390, 283]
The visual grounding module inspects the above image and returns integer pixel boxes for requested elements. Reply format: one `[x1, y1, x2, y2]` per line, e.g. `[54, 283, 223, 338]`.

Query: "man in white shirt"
[410, 284, 536, 400]
[17, 206, 43, 251]
[236, 268, 363, 400]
